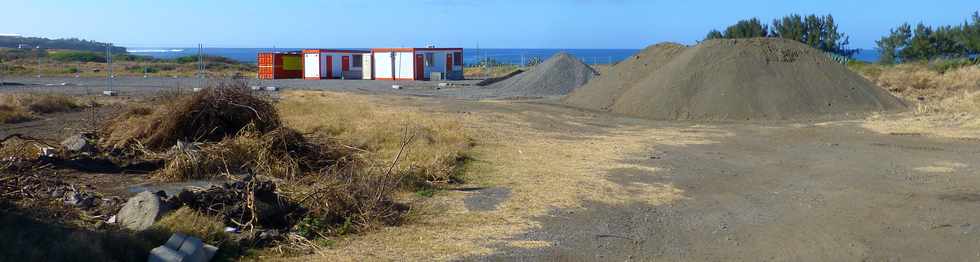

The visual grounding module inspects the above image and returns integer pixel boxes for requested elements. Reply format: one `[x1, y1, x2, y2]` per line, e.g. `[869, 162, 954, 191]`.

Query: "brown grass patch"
[860, 64, 980, 138]
[278, 91, 472, 184]
[0, 105, 34, 124]
[0, 93, 84, 123]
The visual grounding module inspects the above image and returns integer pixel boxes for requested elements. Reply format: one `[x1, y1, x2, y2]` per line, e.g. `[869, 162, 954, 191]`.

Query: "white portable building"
[370, 48, 463, 80]
[303, 49, 370, 80]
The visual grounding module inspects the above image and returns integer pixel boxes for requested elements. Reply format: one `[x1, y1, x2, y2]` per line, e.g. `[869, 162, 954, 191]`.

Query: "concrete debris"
[116, 191, 170, 231]
[148, 233, 218, 262]
[61, 134, 96, 154]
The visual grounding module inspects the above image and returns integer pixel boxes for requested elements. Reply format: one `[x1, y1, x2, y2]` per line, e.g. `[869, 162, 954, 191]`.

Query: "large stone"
[60, 134, 95, 154]
[116, 191, 169, 231]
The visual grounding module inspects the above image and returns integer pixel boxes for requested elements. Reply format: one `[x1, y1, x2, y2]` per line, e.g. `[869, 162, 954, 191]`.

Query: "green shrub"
[929, 58, 977, 74]
[64, 67, 79, 74]
[48, 51, 105, 62]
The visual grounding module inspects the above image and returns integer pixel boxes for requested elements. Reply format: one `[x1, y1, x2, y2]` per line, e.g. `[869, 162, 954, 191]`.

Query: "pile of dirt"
[487, 52, 597, 97]
[564, 38, 906, 120]
[563, 43, 689, 111]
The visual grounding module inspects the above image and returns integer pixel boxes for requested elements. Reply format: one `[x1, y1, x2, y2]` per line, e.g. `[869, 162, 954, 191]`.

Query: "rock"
[117, 191, 170, 231]
[61, 134, 95, 154]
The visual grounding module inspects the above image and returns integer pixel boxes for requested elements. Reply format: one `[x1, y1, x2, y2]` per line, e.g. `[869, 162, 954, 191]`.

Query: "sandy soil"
[4, 77, 980, 261]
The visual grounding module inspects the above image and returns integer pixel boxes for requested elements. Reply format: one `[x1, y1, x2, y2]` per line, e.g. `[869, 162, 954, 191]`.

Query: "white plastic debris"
[102, 90, 117, 96]
[391, 85, 402, 90]
[39, 147, 56, 158]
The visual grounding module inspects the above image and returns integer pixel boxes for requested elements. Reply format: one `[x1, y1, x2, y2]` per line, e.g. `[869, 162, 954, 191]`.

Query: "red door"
[326, 56, 333, 79]
[415, 54, 425, 80]
[446, 53, 453, 75]
[342, 56, 350, 73]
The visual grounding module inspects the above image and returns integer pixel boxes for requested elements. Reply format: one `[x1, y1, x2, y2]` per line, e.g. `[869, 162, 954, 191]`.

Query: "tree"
[723, 18, 769, 38]
[900, 23, 935, 61]
[876, 23, 911, 64]
[772, 14, 806, 42]
[705, 30, 724, 40]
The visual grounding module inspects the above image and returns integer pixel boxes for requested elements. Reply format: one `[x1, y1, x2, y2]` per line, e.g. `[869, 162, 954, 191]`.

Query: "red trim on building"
[303, 49, 369, 54]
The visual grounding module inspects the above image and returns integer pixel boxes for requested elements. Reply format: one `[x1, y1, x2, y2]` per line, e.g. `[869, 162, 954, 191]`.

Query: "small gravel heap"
[488, 52, 597, 97]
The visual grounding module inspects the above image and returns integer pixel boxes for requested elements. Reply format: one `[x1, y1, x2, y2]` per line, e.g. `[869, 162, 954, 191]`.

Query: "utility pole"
[105, 43, 114, 95]
[35, 46, 41, 78]
[197, 43, 205, 88]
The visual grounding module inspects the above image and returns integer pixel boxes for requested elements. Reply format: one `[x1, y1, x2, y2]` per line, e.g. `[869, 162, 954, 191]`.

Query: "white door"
[304, 53, 320, 78]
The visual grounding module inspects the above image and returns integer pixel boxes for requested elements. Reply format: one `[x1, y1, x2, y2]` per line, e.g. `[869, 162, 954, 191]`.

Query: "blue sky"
[2, 0, 977, 49]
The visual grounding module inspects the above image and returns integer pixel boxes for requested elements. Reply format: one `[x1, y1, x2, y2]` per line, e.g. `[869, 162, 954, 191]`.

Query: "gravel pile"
[564, 38, 906, 121]
[487, 52, 597, 97]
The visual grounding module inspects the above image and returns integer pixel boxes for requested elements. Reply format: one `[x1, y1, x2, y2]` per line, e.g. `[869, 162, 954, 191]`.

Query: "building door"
[415, 54, 425, 80]
[446, 53, 454, 75]
[326, 56, 333, 79]
[342, 56, 350, 73]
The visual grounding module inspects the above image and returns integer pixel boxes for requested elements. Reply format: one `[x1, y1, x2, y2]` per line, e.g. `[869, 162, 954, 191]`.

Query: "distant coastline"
[128, 47, 881, 64]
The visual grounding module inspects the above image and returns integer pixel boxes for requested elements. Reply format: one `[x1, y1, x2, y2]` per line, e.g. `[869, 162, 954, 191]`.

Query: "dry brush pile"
[91, 81, 469, 254]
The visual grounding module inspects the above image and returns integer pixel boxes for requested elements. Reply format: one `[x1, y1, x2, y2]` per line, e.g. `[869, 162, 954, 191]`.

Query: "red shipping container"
[257, 52, 303, 79]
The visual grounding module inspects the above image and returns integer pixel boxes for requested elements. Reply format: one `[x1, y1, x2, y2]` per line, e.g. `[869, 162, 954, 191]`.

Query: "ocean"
[128, 47, 881, 65]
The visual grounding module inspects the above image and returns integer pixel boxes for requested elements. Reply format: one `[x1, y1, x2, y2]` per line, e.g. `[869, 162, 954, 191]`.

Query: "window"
[352, 54, 363, 68]
[425, 53, 435, 67]
[454, 52, 463, 66]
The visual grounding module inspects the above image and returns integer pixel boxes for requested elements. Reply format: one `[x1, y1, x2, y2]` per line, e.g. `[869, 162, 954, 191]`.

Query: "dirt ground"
[3, 77, 980, 261]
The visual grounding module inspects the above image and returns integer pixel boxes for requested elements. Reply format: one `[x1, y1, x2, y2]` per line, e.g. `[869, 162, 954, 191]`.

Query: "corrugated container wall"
[258, 52, 303, 79]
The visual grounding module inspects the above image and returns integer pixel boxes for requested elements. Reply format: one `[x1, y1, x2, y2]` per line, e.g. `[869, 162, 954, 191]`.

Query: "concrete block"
[148, 246, 184, 262]
[164, 233, 187, 249]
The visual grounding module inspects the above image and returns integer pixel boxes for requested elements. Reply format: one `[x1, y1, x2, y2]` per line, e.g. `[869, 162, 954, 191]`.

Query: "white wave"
[129, 49, 185, 53]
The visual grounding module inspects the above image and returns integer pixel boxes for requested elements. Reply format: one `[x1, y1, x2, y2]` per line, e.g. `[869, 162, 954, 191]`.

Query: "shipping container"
[257, 52, 303, 79]
[302, 49, 371, 80]
[371, 47, 463, 81]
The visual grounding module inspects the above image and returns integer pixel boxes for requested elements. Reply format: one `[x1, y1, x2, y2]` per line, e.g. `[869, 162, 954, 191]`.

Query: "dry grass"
[853, 63, 980, 102]
[154, 126, 345, 181]
[298, 98, 721, 261]
[858, 63, 980, 138]
[153, 207, 232, 245]
[0, 105, 34, 124]
[278, 91, 472, 184]
[0, 93, 84, 123]
[102, 82, 280, 150]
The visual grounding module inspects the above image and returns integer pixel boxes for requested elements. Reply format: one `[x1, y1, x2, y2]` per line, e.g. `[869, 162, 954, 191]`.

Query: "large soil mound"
[562, 43, 688, 110]
[488, 52, 597, 97]
[564, 38, 906, 120]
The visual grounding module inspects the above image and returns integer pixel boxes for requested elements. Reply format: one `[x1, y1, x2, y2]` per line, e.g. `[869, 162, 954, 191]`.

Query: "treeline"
[876, 11, 980, 64]
[0, 36, 127, 53]
[705, 14, 855, 56]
